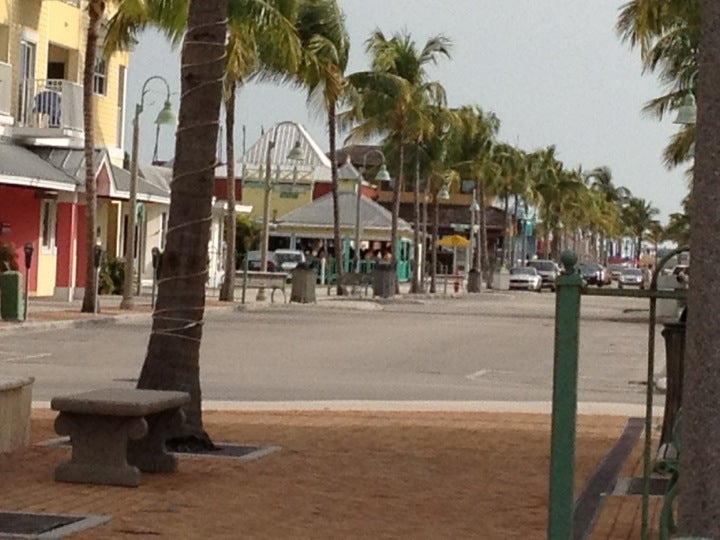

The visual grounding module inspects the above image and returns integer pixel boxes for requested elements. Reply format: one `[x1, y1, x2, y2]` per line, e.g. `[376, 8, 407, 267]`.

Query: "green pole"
[548, 250, 583, 539]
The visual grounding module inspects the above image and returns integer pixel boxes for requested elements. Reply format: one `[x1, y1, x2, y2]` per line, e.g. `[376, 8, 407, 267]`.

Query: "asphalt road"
[0, 291, 665, 405]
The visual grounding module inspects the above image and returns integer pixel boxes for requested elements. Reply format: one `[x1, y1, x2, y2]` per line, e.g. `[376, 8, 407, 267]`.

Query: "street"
[0, 291, 663, 405]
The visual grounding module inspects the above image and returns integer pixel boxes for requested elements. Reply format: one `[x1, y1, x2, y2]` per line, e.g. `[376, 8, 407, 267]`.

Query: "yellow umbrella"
[437, 234, 470, 248]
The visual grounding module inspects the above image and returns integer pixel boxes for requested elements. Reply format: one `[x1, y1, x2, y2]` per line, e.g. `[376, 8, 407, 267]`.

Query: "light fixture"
[470, 199, 480, 212]
[286, 140, 304, 161]
[674, 93, 697, 125]
[374, 163, 391, 183]
[438, 185, 450, 200]
[154, 100, 177, 126]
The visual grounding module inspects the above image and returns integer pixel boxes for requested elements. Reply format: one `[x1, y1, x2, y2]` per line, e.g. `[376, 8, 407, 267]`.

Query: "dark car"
[526, 259, 559, 291]
[579, 263, 609, 287]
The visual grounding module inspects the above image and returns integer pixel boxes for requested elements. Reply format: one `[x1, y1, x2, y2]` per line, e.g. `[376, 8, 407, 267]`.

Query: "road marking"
[0, 352, 52, 363]
[466, 369, 488, 381]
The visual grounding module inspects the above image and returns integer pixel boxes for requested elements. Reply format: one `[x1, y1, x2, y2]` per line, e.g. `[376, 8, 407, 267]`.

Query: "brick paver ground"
[0, 409, 665, 539]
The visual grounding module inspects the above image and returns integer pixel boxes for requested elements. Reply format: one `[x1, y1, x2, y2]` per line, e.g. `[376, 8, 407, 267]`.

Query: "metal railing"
[0, 62, 11, 115]
[547, 249, 688, 539]
[17, 78, 83, 131]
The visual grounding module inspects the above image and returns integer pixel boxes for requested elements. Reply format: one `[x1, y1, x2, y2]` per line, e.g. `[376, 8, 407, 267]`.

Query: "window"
[40, 200, 57, 252]
[93, 58, 107, 95]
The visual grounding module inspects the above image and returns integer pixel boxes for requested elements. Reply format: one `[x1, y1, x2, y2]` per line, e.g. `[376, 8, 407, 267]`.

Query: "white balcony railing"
[0, 62, 11, 115]
[17, 78, 83, 132]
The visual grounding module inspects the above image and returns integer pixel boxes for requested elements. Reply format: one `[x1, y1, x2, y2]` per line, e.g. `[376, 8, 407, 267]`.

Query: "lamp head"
[438, 185, 450, 200]
[674, 93, 697, 125]
[286, 140, 304, 162]
[155, 100, 177, 125]
[470, 199, 480, 212]
[374, 163, 391, 183]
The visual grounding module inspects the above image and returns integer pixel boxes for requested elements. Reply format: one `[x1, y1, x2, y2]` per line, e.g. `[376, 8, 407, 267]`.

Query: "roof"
[333, 144, 385, 168]
[278, 191, 412, 232]
[0, 140, 78, 189]
[243, 122, 331, 182]
[30, 146, 107, 185]
[111, 164, 172, 201]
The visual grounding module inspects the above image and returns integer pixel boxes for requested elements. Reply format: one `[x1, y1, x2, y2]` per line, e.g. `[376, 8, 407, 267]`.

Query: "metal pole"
[120, 102, 141, 309]
[257, 128, 275, 302]
[135, 206, 143, 296]
[547, 250, 583, 540]
[355, 175, 362, 273]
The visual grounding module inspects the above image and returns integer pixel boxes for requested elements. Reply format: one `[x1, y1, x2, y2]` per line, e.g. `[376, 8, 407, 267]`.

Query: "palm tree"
[617, 0, 700, 166]
[446, 106, 500, 284]
[295, 0, 349, 295]
[621, 196, 659, 262]
[344, 30, 450, 285]
[80, 0, 106, 313]
[584, 166, 631, 262]
[105, 1, 303, 304]
[218, 3, 302, 301]
[134, 0, 228, 449]
[679, 2, 720, 534]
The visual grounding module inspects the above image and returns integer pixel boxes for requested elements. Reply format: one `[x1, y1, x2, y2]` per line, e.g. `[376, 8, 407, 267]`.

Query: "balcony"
[12, 78, 83, 140]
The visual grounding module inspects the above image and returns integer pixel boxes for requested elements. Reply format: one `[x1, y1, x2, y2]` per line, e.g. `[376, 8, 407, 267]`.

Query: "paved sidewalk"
[0, 286, 663, 537]
[0, 408, 663, 539]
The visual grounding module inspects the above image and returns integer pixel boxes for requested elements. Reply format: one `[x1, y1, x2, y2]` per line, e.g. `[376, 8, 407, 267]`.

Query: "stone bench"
[51, 388, 190, 487]
[0, 376, 34, 453]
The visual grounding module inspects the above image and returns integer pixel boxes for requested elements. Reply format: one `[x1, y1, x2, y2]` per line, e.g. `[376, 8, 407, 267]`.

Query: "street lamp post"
[120, 76, 176, 310]
[356, 151, 391, 272]
[467, 189, 481, 293]
[257, 121, 304, 301]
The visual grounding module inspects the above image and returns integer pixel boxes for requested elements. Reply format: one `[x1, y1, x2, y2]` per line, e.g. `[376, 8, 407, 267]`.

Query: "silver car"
[509, 266, 542, 292]
[618, 267, 644, 289]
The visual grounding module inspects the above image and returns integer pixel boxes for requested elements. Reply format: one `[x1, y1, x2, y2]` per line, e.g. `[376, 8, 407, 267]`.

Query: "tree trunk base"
[167, 431, 217, 453]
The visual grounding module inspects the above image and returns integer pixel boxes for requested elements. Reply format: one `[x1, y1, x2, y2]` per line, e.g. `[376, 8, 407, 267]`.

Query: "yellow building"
[0, 0, 129, 165]
[0, 0, 137, 300]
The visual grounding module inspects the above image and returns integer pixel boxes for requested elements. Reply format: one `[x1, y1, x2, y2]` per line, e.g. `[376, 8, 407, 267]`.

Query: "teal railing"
[547, 249, 688, 539]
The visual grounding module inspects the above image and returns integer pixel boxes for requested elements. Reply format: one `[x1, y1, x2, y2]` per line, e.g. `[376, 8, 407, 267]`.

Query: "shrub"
[0, 242, 19, 273]
[98, 255, 124, 294]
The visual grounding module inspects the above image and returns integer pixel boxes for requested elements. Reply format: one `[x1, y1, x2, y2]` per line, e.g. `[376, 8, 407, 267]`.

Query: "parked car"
[618, 267, 645, 289]
[509, 266, 542, 292]
[526, 259, 559, 291]
[274, 249, 306, 272]
[244, 250, 276, 272]
[579, 263, 609, 287]
[607, 264, 627, 281]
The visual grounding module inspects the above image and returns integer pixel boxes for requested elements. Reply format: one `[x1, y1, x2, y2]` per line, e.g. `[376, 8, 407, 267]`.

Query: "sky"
[126, 0, 688, 221]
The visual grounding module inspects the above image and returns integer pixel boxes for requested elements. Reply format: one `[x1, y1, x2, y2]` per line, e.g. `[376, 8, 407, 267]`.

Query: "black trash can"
[467, 268, 481, 293]
[290, 263, 317, 303]
[659, 321, 685, 447]
[373, 262, 395, 299]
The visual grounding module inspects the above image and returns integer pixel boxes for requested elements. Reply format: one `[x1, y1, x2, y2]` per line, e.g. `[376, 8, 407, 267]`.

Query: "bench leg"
[54, 412, 147, 487]
[128, 407, 185, 473]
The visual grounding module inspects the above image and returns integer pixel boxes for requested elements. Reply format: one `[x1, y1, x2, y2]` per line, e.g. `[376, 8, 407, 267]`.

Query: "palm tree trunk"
[479, 180, 490, 285]
[137, 0, 227, 450]
[679, 3, 720, 535]
[430, 195, 438, 293]
[390, 134, 404, 292]
[411, 142, 421, 293]
[502, 193, 510, 267]
[80, 0, 104, 313]
[328, 103, 344, 295]
[219, 83, 236, 301]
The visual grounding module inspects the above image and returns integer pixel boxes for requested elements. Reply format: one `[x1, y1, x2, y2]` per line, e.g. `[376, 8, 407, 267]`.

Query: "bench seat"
[51, 388, 190, 487]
